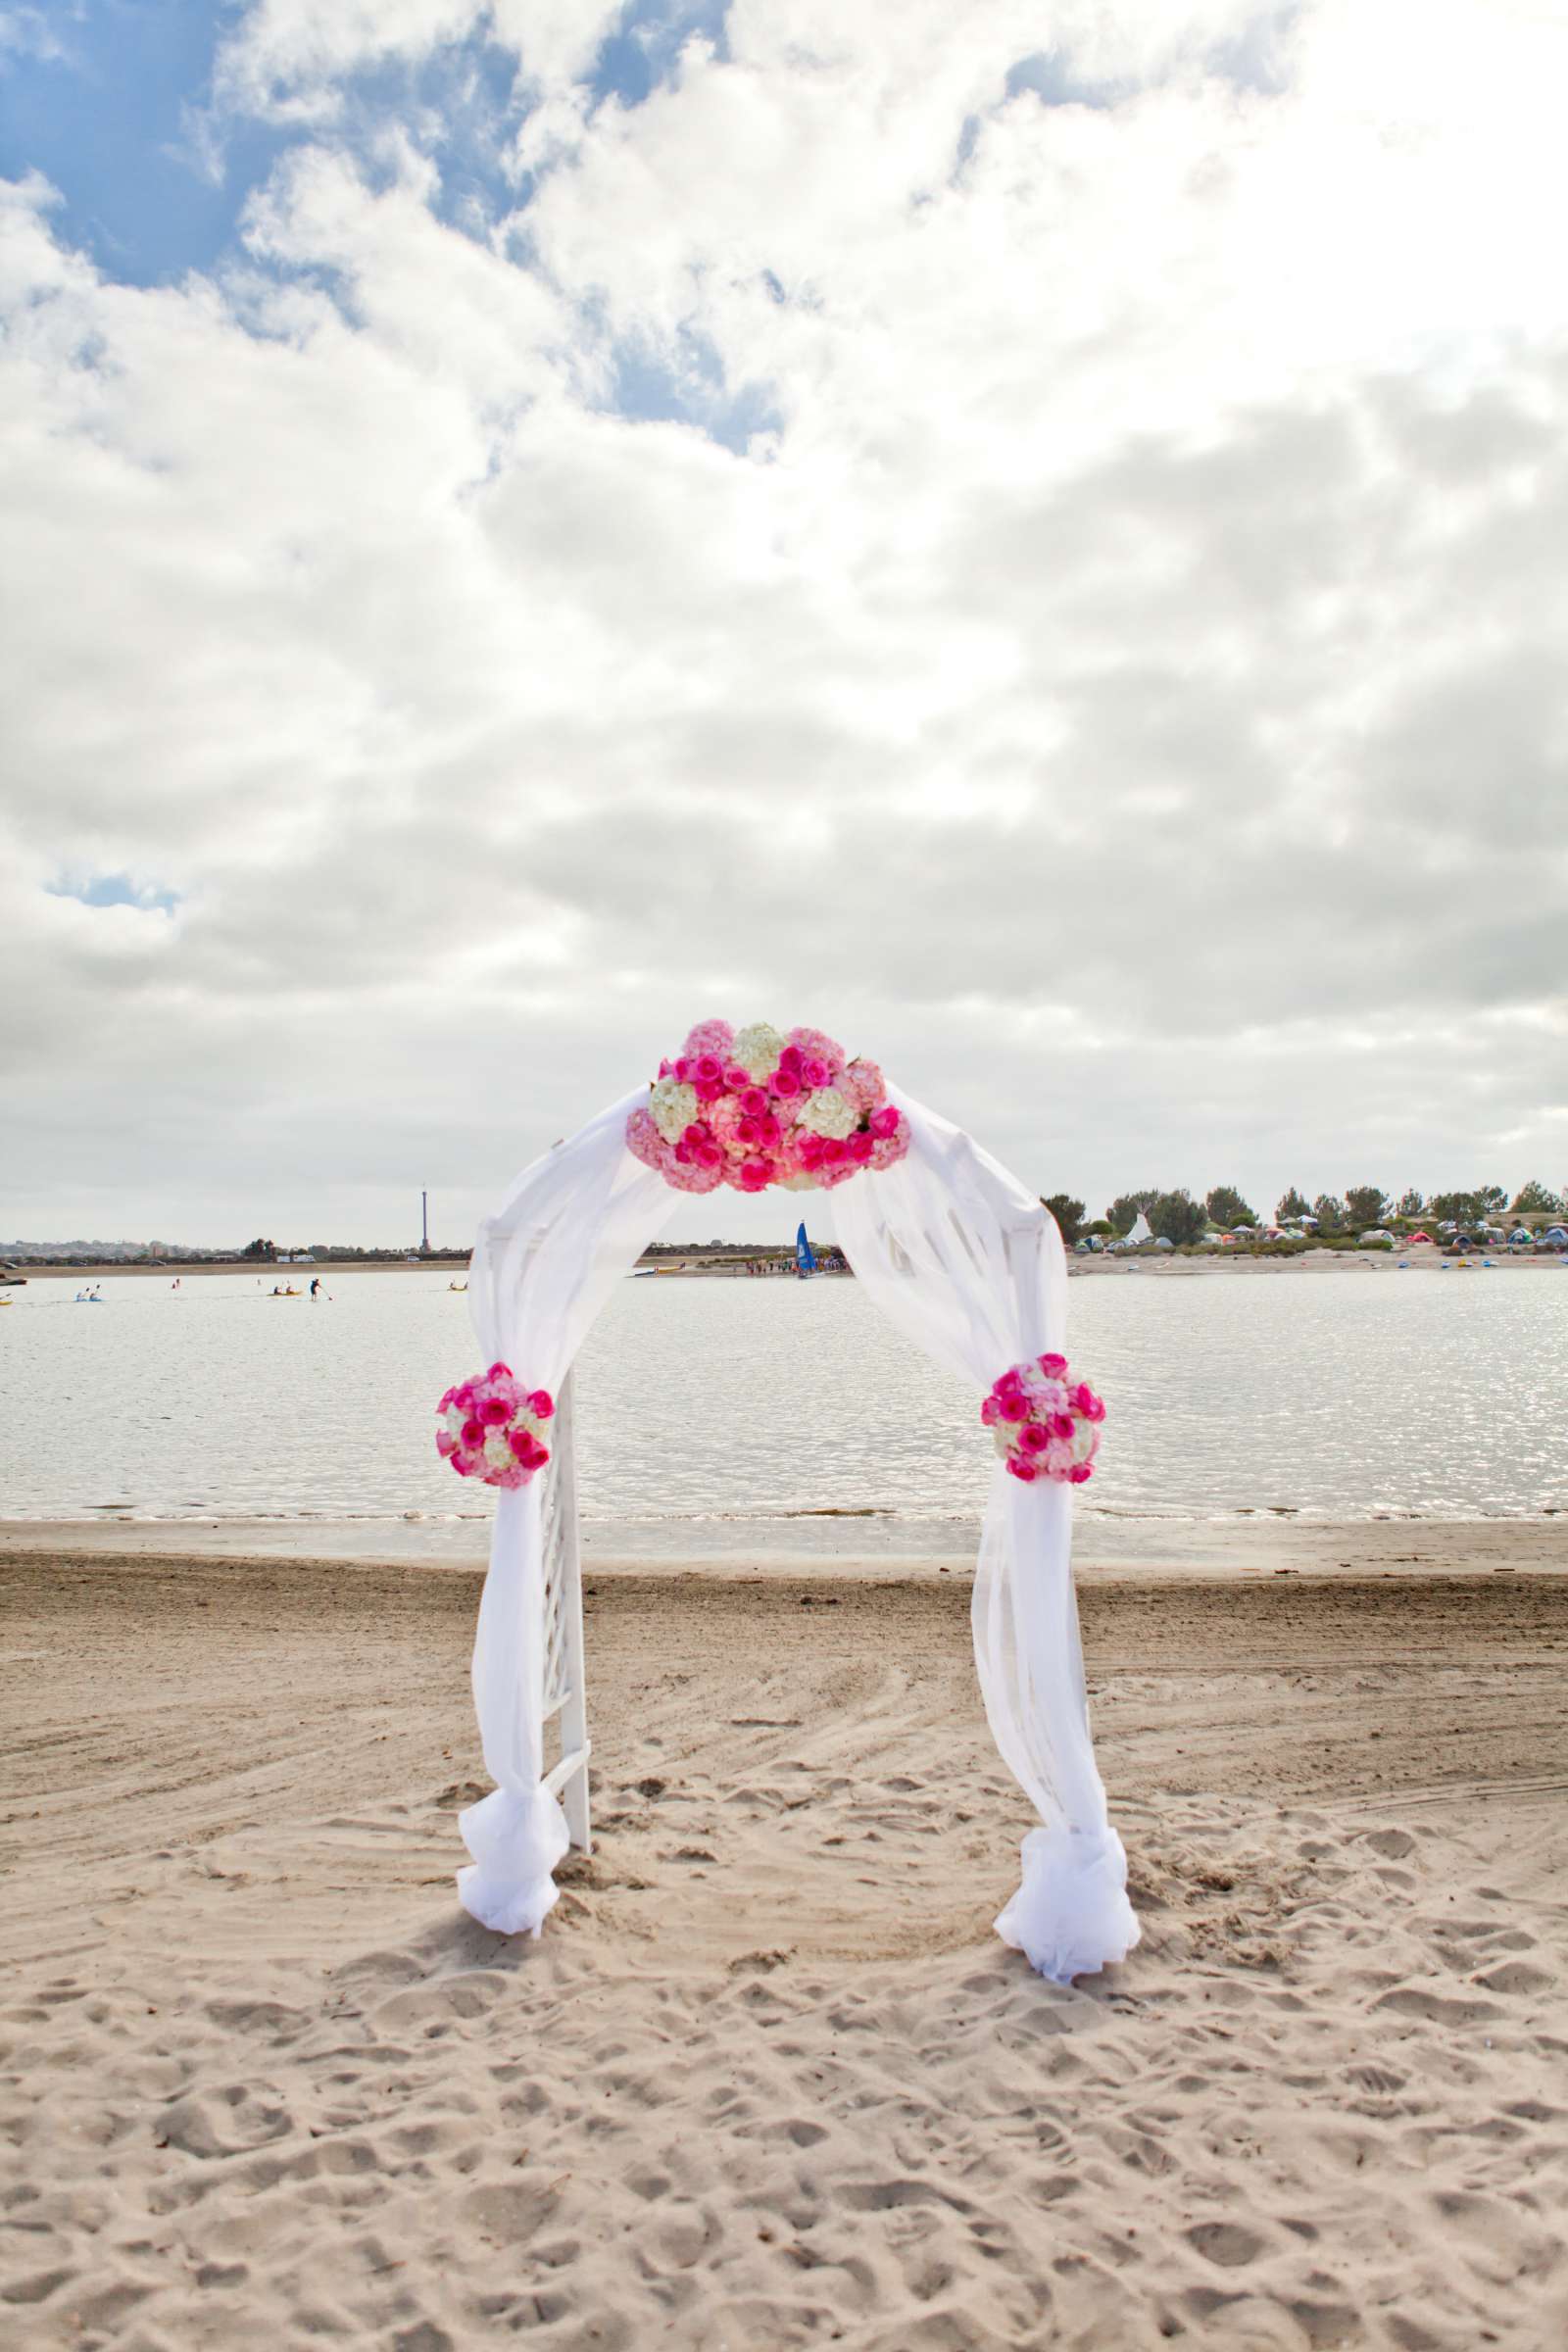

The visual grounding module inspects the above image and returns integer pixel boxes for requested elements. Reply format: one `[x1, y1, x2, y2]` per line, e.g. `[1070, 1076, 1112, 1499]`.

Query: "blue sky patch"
[608, 326, 782, 454]
[48, 872, 180, 915]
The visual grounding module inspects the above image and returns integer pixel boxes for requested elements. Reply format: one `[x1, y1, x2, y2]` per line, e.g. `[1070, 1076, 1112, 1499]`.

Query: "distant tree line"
[1038, 1179, 1563, 1247]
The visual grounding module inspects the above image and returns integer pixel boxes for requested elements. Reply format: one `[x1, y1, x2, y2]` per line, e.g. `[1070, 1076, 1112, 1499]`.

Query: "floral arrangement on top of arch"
[626, 1021, 910, 1194]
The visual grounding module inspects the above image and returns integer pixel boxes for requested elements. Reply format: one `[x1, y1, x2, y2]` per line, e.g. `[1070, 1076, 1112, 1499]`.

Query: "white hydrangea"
[732, 1022, 785, 1077]
[650, 1077, 699, 1141]
[795, 1085, 858, 1139]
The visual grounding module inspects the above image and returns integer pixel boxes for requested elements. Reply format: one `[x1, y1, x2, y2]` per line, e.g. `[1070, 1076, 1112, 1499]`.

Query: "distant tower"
[420, 1191, 430, 1254]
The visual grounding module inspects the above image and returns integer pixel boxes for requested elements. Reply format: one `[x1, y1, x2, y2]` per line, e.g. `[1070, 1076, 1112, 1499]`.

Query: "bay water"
[1, 1267, 1563, 1548]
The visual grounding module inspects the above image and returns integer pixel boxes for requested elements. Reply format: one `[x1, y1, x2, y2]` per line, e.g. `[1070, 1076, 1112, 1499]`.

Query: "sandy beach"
[4, 1536, 1566, 2348]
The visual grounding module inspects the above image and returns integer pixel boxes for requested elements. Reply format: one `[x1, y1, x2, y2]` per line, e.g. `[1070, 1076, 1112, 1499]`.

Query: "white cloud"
[2, 0, 1566, 1244]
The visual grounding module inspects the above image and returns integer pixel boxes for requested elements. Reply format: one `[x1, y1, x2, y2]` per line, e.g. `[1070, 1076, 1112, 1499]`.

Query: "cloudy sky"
[3, 0, 1565, 1249]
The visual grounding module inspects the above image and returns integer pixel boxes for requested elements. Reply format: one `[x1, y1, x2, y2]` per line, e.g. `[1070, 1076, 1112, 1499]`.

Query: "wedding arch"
[442, 1022, 1140, 1984]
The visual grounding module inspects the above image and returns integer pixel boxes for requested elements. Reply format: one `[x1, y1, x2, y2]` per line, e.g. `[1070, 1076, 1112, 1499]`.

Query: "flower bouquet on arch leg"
[436, 1365, 555, 1489]
[625, 1019, 909, 1194]
[981, 1355, 1105, 1485]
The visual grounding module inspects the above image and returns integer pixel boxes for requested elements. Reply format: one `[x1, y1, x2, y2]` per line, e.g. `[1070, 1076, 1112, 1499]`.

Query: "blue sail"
[795, 1221, 817, 1275]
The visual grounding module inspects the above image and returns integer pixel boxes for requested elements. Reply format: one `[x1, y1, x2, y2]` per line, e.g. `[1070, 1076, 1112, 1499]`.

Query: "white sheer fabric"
[829, 1090, 1139, 1983]
[461, 1090, 674, 1933]
[459, 1081, 1138, 1982]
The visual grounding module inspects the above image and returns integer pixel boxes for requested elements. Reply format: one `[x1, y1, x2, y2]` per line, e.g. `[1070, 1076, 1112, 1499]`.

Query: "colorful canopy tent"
[455, 1073, 1139, 1984]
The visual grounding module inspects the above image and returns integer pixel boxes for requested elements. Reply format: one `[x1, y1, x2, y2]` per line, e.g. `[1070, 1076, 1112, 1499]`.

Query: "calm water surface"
[0, 1268, 1563, 1539]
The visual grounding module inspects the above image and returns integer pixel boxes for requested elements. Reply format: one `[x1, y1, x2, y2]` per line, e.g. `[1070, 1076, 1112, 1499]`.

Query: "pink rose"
[770, 1066, 802, 1099]
[1006, 1456, 1038, 1484]
[527, 1390, 554, 1419]
[999, 1394, 1029, 1424]
[461, 1416, 486, 1447]
[673, 1056, 693, 1082]
[868, 1105, 901, 1139]
[847, 1130, 873, 1162]
[1020, 1423, 1052, 1453]
[979, 1396, 1002, 1426]
[803, 1057, 832, 1088]
[735, 1114, 763, 1147]
[1068, 1463, 1094, 1485]
[778, 1044, 805, 1075]
[436, 1429, 457, 1457]
[723, 1064, 750, 1091]
[693, 1054, 723, 1086]
[1038, 1352, 1068, 1378]
[477, 1396, 510, 1426]
[738, 1156, 775, 1191]
[1076, 1386, 1105, 1423]
[740, 1087, 768, 1116]
[1049, 1412, 1074, 1442]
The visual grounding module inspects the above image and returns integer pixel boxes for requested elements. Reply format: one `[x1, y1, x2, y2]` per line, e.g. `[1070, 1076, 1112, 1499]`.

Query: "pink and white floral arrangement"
[982, 1355, 1106, 1485]
[436, 1364, 555, 1489]
[626, 1020, 910, 1195]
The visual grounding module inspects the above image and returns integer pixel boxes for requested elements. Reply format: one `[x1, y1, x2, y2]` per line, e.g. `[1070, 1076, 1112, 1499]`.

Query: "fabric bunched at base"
[625, 1019, 910, 1194]
[436, 1364, 555, 1488]
[982, 1353, 1105, 1484]
[996, 1823, 1141, 1983]
[458, 1786, 570, 1936]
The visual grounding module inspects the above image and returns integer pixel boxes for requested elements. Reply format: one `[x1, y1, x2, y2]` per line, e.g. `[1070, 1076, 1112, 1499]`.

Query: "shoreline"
[2, 1513, 1562, 1579]
[6, 1246, 1564, 1281]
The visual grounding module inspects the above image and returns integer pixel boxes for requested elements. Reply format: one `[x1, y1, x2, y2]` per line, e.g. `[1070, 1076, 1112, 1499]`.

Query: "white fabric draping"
[461, 1089, 674, 1934]
[459, 1079, 1138, 1982]
[831, 1090, 1140, 1982]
